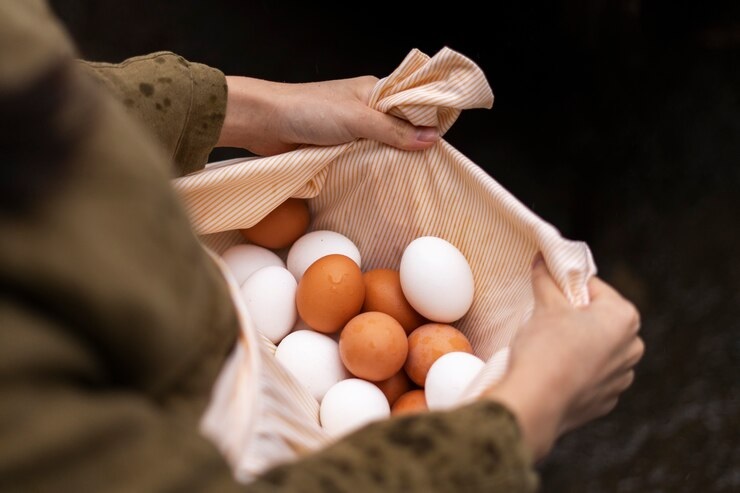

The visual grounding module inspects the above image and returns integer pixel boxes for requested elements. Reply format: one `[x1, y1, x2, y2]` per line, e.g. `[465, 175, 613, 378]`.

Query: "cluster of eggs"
[221, 198, 486, 439]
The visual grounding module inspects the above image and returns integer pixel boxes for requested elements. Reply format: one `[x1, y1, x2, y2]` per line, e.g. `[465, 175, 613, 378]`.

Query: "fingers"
[604, 337, 643, 388]
[621, 337, 645, 371]
[356, 110, 439, 151]
[347, 76, 440, 150]
[588, 276, 642, 339]
[531, 253, 568, 308]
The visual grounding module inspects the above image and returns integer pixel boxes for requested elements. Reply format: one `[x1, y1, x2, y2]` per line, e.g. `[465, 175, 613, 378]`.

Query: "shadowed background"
[50, 1, 740, 491]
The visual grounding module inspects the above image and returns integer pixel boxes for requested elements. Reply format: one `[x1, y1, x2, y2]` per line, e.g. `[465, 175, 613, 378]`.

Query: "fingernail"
[416, 127, 439, 142]
[532, 253, 544, 268]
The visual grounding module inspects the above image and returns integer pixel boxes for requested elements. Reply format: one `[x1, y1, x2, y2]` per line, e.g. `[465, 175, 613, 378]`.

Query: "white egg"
[425, 352, 485, 410]
[239, 265, 296, 344]
[221, 244, 285, 286]
[287, 230, 361, 280]
[400, 236, 474, 323]
[320, 379, 390, 438]
[275, 330, 349, 402]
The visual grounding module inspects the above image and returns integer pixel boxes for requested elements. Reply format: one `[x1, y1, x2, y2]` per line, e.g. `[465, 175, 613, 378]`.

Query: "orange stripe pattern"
[176, 47, 597, 482]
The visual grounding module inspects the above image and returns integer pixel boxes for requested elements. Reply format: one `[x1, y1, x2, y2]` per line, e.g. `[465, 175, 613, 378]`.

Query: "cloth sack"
[172, 47, 597, 483]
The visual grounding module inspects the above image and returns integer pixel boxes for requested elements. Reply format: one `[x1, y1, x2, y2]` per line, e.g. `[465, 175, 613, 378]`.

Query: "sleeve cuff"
[174, 60, 227, 176]
[76, 52, 227, 177]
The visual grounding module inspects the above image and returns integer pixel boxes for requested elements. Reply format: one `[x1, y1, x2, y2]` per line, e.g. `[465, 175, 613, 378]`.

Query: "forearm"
[484, 372, 566, 462]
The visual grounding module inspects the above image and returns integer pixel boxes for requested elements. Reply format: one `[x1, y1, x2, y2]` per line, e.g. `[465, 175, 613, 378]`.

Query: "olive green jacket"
[0, 1, 538, 491]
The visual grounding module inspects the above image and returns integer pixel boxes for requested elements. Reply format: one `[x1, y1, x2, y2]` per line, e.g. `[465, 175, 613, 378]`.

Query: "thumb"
[358, 109, 439, 151]
[531, 253, 568, 308]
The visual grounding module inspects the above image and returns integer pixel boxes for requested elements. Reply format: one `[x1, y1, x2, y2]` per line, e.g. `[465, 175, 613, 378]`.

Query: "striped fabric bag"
[173, 47, 596, 483]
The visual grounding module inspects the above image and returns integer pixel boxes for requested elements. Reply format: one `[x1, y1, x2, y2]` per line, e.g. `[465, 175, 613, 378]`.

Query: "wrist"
[483, 369, 568, 461]
[216, 76, 280, 152]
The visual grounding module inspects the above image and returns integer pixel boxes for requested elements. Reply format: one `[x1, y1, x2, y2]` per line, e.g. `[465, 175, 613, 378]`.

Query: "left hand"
[216, 75, 439, 155]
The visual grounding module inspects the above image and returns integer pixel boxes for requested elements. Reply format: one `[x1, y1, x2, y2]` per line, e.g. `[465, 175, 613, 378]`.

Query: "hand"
[216, 75, 439, 156]
[484, 254, 644, 461]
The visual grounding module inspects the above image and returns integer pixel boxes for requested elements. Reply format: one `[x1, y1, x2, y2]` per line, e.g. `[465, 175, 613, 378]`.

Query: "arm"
[485, 256, 645, 461]
[0, 3, 529, 491]
[250, 401, 538, 491]
[81, 62, 440, 177]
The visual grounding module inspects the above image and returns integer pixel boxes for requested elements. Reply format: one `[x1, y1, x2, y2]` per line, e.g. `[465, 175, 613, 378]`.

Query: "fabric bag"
[172, 47, 596, 483]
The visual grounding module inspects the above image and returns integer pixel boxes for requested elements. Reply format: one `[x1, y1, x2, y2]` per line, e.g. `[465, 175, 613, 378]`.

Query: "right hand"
[484, 254, 644, 461]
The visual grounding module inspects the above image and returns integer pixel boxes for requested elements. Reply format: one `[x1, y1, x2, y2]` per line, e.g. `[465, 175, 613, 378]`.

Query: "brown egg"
[404, 323, 473, 386]
[339, 312, 409, 381]
[362, 268, 426, 334]
[240, 198, 310, 249]
[296, 254, 365, 334]
[375, 369, 413, 406]
[391, 389, 428, 416]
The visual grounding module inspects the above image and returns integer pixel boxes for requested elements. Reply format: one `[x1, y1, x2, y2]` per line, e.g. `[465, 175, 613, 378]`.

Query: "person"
[0, 1, 644, 491]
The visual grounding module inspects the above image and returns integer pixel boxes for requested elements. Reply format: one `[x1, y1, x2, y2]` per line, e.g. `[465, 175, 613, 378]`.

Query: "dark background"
[50, 1, 739, 491]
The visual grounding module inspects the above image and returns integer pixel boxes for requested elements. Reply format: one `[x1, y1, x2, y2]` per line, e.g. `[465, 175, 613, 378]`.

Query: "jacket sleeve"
[78, 52, 227, 177]
[249, 400, 540, 492]
[0, 299, 538, 493]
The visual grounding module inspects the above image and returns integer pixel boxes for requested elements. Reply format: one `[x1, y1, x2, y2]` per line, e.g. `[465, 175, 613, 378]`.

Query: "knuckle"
[602, 397, 619, 415]
[620, 370, 636, 390]
[612, 300, 640, 337]
[377, 116, 408, 146]
[358, 75, 379, 85]
[635, 337, 646, 358]
[622, 301, 640, 325]
[354, 75, 380, 98]
[629, 338, 646, 366]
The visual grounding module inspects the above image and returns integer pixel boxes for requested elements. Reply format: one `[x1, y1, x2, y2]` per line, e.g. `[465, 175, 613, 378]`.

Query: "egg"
[391, 389, 428, 416]
[291, 317, 312, 333]
[375, 369, 413, 406]
[320, 379, 390, 438]
[239, 265, 297, 344]
[275, 330, 349, 402]
[339, 312, 409, 382]
[295, 254, 365, 333]
[220, 243, 285, 286]
[362, 268, 426, 334]
[287, 230, 361, 280]
[404, 323, 474, 386]
[400, 236, 475, 323]
[425, 352, 485, 410]
[240, 198, 310, 249]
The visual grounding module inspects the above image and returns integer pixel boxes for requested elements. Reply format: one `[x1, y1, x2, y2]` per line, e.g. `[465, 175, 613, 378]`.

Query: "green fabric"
[78, 52, 227, 177]
[257, 401, 539, 492]
[0, 2, 539, 491]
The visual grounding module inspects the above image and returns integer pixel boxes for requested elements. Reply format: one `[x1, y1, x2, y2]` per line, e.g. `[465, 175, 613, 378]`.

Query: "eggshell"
[287, 230, 361, 280]
[400, 236, 474, 323]
[320, 379, 390, 438]
[339, 312, 409, 382]
[375, 370, 413, 406]
[391, 389, 428, 416]
[239, 265, 297, 344]
[240, 198, 310, 249]
[425, 352, 485, 410]
[220, 244, 285, 286]
[362, 269, 426, 334]
[296, 254, 365, 334]
[275, 330, 349, 402]
[291, 317, 312, 333]
[404, 323, 473, 387]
